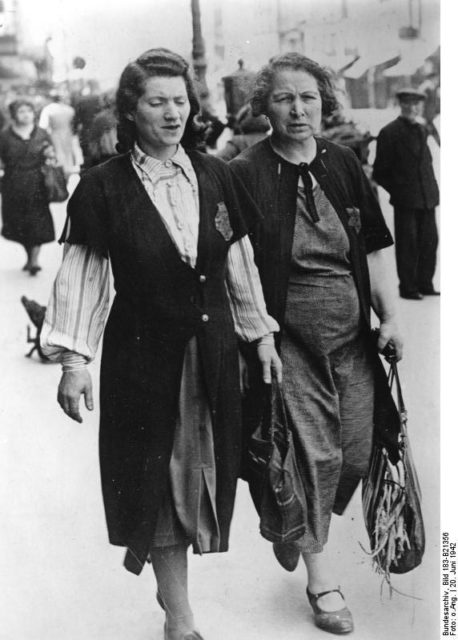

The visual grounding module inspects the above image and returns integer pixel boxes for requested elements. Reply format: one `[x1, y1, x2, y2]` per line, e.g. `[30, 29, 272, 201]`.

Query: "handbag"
[361, 360, 425, 583]
[245, 378, 307, 543]
[41, 162, 69, 203]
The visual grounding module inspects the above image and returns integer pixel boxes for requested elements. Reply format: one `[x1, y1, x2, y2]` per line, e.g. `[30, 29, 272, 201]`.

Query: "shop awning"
[311, 52, 359, 74]
[343, 52, 400, 79]
[383, 42, 440, 77]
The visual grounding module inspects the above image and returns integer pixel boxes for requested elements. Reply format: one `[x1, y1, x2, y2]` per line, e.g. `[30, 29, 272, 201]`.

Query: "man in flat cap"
[373, 88, 440, 299]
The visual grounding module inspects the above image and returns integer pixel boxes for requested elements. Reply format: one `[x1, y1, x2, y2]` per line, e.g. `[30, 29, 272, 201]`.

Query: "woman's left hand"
[377, 319, 403, 362]
[42, 144, 57, 163]
[257, 342, 283, 384]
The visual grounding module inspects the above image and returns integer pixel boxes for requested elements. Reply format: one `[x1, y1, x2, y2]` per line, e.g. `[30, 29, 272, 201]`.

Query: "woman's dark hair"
[8, 99, 35, 121]
[115, 48, 202, 153]
[251, 52, 340, 119]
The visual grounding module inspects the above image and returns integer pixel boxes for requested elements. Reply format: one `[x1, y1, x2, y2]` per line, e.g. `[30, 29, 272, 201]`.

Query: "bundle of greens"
[362, 446, 409, 576]
[361, 362, 425, 595]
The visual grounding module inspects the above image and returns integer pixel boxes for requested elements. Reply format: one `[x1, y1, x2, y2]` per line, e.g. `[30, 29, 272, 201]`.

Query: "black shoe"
[273, 541, 301, 572]
[28, 266, 42, 276]
[306, 587, 354, 635]
[400, 291, 423, 300]
[419, 287, 440, 296]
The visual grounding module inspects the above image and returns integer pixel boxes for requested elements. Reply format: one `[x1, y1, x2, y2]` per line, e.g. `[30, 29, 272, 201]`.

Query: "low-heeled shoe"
[306, 587, 354, 635]
[273, 541, 301, 572]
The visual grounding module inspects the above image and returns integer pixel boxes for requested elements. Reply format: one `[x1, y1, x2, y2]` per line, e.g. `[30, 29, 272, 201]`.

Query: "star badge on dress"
[346, 206, 361, 234]
[215, 202, 233, 241]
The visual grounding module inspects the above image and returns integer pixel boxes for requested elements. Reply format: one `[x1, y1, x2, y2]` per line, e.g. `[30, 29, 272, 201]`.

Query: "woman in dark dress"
[230, 53, 403, 635]
[41, 49, 281, 640]
[0, 99, 55, 274]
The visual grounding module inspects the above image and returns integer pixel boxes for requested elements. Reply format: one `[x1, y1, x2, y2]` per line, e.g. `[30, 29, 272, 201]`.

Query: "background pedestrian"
[373, 87, 440, 300]
[0, 99, 56, 275]
[86, 90, 118, 167]
[39, 90, 78, 180]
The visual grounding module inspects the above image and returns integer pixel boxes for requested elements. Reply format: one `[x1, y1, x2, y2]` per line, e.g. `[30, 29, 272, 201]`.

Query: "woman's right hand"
[57, 370, 94, 423]
[257, 342, 283, 384]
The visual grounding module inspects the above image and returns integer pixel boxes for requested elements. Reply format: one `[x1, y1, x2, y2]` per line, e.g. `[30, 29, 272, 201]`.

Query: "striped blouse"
[41, 144, 278, 370]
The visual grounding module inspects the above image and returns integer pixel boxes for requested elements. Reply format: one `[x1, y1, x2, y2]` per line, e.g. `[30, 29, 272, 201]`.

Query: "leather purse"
[42, 162, 69, 203]
[245, 379, 307, 543]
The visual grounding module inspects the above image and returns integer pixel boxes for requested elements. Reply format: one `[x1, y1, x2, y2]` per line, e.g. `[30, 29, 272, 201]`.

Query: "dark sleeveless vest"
[63, 151, 260, 573]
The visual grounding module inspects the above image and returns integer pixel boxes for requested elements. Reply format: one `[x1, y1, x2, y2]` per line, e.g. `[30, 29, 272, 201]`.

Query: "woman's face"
[14, 105, 35, 126]
[266, 68, 322, 145]
[129, 75, 191, 159]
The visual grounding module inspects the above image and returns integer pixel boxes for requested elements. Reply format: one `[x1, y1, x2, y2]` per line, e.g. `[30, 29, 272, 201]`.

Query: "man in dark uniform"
[373, 88, 440, 299]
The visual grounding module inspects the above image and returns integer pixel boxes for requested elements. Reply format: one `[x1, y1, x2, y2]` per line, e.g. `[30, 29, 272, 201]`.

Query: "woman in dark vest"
[230, 53, 403, 635]
[41, 48, 281, 640]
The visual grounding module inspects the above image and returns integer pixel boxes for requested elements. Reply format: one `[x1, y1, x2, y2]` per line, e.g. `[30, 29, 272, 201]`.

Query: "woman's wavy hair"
[115, 48, 202, 153]
[251, 52, 340, 119]
[8, 99, 35, 121]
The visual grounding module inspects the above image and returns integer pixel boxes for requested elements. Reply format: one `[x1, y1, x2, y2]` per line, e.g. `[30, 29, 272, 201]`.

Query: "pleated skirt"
[151, 336, 221, 553]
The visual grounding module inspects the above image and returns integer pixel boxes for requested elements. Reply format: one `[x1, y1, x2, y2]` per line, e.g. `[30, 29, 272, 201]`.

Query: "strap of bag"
[388, 362, 407, 434]
[269, 378, 291, 446]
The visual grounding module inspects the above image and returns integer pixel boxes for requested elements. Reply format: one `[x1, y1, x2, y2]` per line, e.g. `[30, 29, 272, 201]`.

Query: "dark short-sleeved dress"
[0, 126, 55, 247]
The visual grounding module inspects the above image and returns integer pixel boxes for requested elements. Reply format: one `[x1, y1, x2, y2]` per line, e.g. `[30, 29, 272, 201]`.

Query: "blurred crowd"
[0, 81, 122, 175]
[0, 59, 441, 177]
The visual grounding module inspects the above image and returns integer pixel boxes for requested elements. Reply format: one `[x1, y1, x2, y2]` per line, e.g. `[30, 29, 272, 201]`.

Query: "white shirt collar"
[132, 143, 196, 185]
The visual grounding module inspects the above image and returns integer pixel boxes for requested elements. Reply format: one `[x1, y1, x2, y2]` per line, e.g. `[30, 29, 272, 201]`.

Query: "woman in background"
[0, 99, 55, 274]
[39, 90, 77, 180]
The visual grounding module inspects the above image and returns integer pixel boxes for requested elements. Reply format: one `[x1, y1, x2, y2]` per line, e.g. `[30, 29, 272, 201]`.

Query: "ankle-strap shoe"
[306, 587, 354, 635]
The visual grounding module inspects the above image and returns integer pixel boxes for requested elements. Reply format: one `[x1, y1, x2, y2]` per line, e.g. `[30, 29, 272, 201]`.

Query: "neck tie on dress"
[299, 162, 320, 223]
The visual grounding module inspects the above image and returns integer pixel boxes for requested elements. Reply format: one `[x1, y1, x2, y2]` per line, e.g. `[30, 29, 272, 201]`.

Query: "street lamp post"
[190, 0, 208, 92]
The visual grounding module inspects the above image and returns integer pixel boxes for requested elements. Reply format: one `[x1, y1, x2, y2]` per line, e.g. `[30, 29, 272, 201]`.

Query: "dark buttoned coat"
[373, 116, 439, 209]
